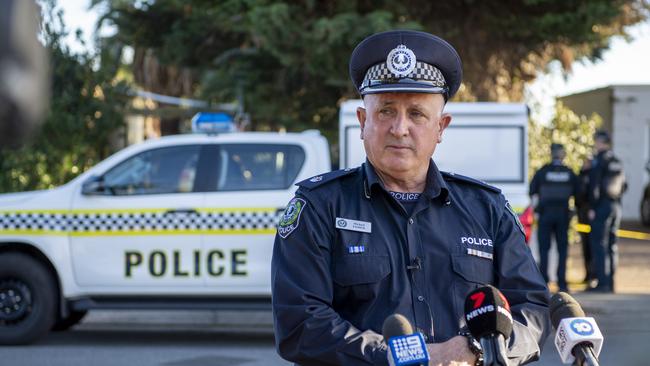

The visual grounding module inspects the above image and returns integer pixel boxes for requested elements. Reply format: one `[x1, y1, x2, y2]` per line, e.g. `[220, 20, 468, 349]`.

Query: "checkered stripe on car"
[0, 209, 283, 236]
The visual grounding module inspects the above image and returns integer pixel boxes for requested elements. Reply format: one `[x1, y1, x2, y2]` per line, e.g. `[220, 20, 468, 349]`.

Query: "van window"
[103, 145, 200, 195]
[213, 144, 305, 191]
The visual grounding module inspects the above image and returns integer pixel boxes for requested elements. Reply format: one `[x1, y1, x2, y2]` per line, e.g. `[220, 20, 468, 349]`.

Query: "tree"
[529, 102, 602, 178]
[94, 0, 648, 145]
[0, 1, 128, 192]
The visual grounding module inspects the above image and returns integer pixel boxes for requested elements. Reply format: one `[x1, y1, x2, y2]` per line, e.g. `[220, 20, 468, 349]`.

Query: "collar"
[363, 159, 449, 202]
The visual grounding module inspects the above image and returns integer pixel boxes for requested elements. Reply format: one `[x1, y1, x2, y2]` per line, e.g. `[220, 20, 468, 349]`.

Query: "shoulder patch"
[296, 168, 359, 190]
[505, 201, 526, 237]
[441, 171, 501, 194]
[277, 197, 306, 238]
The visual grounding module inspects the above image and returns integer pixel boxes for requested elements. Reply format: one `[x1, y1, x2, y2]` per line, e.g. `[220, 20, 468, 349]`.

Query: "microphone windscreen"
[464, 285, 513, 339]
[549, 292, 585, 329]
[382, 314, 414, 341]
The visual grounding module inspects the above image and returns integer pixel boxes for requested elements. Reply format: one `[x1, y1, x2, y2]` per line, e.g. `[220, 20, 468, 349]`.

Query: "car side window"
[214, 144, 305, 191]
[103, 145, 201, 195]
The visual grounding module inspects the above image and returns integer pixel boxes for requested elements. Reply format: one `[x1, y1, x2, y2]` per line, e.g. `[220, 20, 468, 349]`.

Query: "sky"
[60, 1, 650, 123]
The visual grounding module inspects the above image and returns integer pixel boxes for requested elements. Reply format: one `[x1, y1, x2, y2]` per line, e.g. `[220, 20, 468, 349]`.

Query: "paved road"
[1, 310, 285, 366]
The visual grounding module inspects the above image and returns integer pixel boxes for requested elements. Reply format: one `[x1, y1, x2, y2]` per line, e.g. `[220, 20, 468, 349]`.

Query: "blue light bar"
[191, 112, 235, 134]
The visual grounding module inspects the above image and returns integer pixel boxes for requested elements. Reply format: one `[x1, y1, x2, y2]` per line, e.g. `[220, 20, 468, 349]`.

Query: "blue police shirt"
[272, 160, 550, 365]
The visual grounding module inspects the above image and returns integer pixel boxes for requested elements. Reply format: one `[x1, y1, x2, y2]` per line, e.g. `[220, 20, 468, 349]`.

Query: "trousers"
[589, 200, 620, 290]
[537, 208, 570, 289]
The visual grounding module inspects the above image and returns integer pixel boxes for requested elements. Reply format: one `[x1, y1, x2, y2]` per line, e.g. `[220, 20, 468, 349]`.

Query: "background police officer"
[588, 130, 627, 292]
[529, 143, 579, 292]
[272, 30, 550, 366]
[576, 157, 594, 285]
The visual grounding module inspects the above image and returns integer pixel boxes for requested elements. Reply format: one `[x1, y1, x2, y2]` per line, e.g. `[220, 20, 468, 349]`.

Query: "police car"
[0, 115, 330, 344]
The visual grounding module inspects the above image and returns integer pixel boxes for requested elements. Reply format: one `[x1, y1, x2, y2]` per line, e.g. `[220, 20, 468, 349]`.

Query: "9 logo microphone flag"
[388, 334, 429, 366]
[382, 314, 429, 366]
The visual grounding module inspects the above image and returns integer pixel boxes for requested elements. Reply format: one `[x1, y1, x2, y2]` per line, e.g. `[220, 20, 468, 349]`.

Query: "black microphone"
[550, 292, 603, 366]
[382, 314, 429, 366]
[464, 285, 513, 366]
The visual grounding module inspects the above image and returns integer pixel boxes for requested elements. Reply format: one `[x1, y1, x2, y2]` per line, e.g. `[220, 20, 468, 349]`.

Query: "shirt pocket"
[451, 254, 495, 284]
[332, 255, 391, 302]
[451, 254, 495, 319]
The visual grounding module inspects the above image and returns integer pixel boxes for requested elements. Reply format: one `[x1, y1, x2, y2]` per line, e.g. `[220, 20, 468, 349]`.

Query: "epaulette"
[441, 171, 501, 194]
[296, 167, 359, 190]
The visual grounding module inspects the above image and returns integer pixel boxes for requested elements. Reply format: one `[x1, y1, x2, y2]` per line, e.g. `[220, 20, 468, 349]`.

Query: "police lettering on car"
[272, 29, 551, 366]
[124, 249, 248, 278]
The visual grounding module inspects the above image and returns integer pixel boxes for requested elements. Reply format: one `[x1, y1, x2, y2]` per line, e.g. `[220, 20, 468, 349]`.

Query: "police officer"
[272, 30, 550, 366]
[576, 158, 594, 284]
[587, 130, 626, 293]
[529, 143, 579, 292]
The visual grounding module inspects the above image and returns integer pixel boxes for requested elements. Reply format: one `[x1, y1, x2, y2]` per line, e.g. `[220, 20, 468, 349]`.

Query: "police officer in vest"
[576, 157, 594, 285]
[272, 30, 550, 366]
[588, 130, 626, 292]
[529, 143, 579, 292]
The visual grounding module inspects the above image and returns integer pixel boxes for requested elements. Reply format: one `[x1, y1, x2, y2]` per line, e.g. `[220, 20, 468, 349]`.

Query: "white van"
[339, 100, 533, 239]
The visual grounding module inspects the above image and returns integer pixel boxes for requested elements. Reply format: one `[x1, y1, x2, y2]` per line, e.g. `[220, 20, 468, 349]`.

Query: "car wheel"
[642, 195, 650, 226]
[0, 253, 56, 344]
[52, 310, 87, 331]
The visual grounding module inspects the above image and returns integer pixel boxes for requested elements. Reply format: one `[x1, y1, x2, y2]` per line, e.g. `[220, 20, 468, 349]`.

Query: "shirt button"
[417, 295, 424, 301]
[409, 218, 414, 224]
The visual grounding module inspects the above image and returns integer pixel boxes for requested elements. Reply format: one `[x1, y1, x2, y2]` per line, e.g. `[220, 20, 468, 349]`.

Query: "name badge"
[467, 248, 493, 260]
[335, 217, 372, 233]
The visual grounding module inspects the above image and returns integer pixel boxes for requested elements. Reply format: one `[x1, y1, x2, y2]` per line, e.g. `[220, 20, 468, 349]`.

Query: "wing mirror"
[81, 175, 108, 195]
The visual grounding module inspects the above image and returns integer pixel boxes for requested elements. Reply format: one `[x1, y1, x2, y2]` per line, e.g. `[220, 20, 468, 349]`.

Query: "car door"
[200, 143, 306, 295]
[69, 144, 206, 292]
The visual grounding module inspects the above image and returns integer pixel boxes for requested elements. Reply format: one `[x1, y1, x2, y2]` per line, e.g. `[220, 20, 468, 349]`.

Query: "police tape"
[575, 223, 650, 241]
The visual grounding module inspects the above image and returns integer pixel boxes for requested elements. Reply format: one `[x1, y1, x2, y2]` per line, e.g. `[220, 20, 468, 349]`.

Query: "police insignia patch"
[505, 201, 525, 236]
[278, 197, 306, 238]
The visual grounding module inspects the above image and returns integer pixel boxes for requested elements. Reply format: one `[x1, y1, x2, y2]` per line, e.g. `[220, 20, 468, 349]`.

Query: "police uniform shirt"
[529, 160, 579, 211]
[272, 161, 550, 366]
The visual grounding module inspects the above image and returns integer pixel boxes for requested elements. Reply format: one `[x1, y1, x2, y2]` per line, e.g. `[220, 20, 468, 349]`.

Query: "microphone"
[464, 285, 513, 366]
[382, 314, 429, 366]
[550, 292, 603, 366]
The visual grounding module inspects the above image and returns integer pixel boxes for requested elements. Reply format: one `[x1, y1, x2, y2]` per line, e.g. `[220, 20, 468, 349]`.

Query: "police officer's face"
[357, 93, 451, 178]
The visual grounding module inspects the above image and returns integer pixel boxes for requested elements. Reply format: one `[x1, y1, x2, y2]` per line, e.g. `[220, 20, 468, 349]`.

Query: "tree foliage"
[0, 2, 128, 192]
[528, 102, 602, 178]
[95, 0, 648, 140]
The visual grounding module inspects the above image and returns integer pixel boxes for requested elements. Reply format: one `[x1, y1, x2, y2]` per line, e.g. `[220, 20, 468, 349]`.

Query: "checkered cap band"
[0, 210, 284, 235]
[360, 61, 447, 91]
